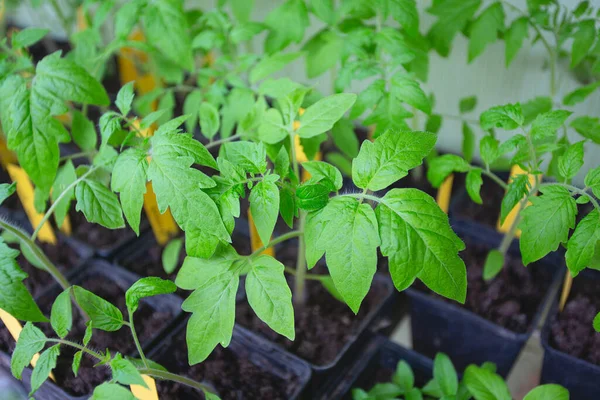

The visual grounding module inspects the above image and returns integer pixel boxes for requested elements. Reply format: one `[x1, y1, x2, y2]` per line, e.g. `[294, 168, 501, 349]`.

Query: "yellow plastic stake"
[6, 164, 56, 244]
[496, 165, 538, 239]
[76, 6, 88, 31]
[0, 309, 54, 380]
[0, 136, 17, 166]
[559, 271, 573, 312]
[293, 108, 322, 182]
[131, 375, 159, 400]
[436, 174, 454, 214]
[367, 125, 376, 142]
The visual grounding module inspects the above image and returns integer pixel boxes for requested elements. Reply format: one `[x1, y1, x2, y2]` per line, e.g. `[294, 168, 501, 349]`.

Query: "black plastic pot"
[407, 220, 563, 377]
[148, 320, 312, 399]
[540, 281, 600, 399]
[0, 352, 65, 400]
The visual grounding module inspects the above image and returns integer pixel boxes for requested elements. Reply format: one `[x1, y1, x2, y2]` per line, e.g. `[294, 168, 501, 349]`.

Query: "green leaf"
[571, 116, 600, 143]
[111, 148, 148, 235]
[231, 22, 265, 44]
[116, 81, 135, 116]
[520, 186, 577, 265]
[110, 353, 148, 387]
[363, 94, 413, 138]
[279, 187, 296, 229]
[426, 114, 442, 133]
[258, 108, 287, 144]
[434, 353, 458, 396]
[319, 276, 344, 302]
[500, 174, 529, 224]
[319, 197, 380, 313]
[464, 365, 511, 400]
[304, 209, 327, 268]
[483, 249, 504, 281]
[72, 351, 83, 377]
[302, 161, 343, 191]
[0, 182, 16, 206]
[405, 389, 423, 400]
[331, 118, 360, 158]
[92, 383, 136, 400]
[30, 344, 60, 396]
[142, 0, 193, 70]
[221, 141, 267, 174]
[51, 289, 72, 339]
[376, 189, 467, 302]
[250, 51, 303, 83]
[524, 384, 568, 400]
[296, 183, 330, 211]
[304, 30, 342, 78]
[264, 0, 308, 54]
[389, 0, 419, 36]
[162, 238, 183, 274]
[182, 268, 239, 364]
[480, 103, 524, 130]
[296, 94, 356, 138]
[585, 167, 600, 197]
[522, 96, 552, 125]
[459, 96, 477, 113]
[199, 102, 220, 139]
[175, 245, 238, 290]
[530, 110, 572, 141]
[114, 0, 142, 39]
[71, 110, 97, 151]
[350, 79, 385, 120]
[73, 285, 124, 331]
[563, 81, 600, 106]
[353, 130, 436, 191]
[558, 141, 584, 180]
[249, 180, 280, 246]
[246, 255, 294, 339]
[571, 20, 596, 68]
[466, 168, 483, 204]
[468, 3, 504, 62]
[11, 323, 47, 379]
[366, 383, 402, 398]
[390, 74, 431, 114]
[427, 0, 481, 57]
[594, 312, 600, 333]
[505, 17, 529, 66]
[126, 277, 177, 314]
[0, 239, 47, 322]
[12, 28, 49, 48]
[393, 360, 415, 391]
[566, 209, 600, 277]
[183, 90, 203, 134]
[76, 179, 125, 229]
[427, 155, 470, 188]
[83, 320, 93, 346]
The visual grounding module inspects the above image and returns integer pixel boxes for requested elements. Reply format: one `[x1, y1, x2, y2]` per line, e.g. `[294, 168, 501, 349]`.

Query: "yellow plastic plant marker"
[130, 375, 159, 400]
[496, 165, 538, 239]
[0, 309, 54, 379]
[293, 108, 322, 182]
[118, 30, 159, 97]
[436, 174, 454, 214]
[6, 164, 56, 244]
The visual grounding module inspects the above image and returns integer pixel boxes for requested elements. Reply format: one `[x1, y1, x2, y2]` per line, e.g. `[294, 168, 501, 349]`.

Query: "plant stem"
[284, 266, 327, 281]
[49, 0, 72, 37]
[481, 168, 509, 190]
[0, 220, 71, 290]
[205, 134, 241, 149]
[249, 230, 303, 259]
[129, 312, 148, 369]
[31, 166, 97, 242]
[294, 211, 307, 304]
[540, 182, 600, 213]
[340, 193, 382, 204]
[59, 151, 97, 163]
[438, 113, 480, 125]
[138, 368, 216, 394]
[47, 338, 103, 360]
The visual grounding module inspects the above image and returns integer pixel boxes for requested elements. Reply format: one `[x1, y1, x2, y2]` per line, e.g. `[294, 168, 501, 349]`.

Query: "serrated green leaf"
[319, 197, 379, 313]
[505, 17, 528, 66]
[264, 0, 309, 54]
[500, 174, 529, 224]
[116, 81, 135, 116]
[182, 269, 239, 364]
[468, 3, 504, 62]
[427, 155, 470, 188]
[72, 351, 83, 377]
[111, 148, 148, 235]
[427, 0, 481, 57]
[73, 285, 124, 331]
[11, 322, 47, 379]
[110, 353, 147, 387]
[354, 130, 436, 191]
[434, 353, 458, 396]
[199, 102, 220, 139]
[390, 74, 431, 114]
[350, 80, 385, 120]
[12, 28, 49, 48]
[389, 0, 419, 35]
[563, 81, 600, 106]
[114, 0, 142, 39]
[585, 167, 600, 197]
[483, 249, 504, 281]
[304, 30, 342, 78]
[466, 168, 483, 204]
[558, 141, 584, 180]
[0, 182, 16, 206]
[522, 96, 552, 125]
[566, 209, 600, 276]
[296, 183, 330, 211]
[126, 277, 177, 314]
[463, 365, 511, 400]
[303, 161, 343, 191]
[76, 179, 125, 229]
[377, 189, 466, 301]
[571, 20, 596, 68]
[220, 141, 267, 174]
[71, 110, 97, 152]
[571, 116, 600, 143]
[364, 94, 413, 138]
[92, 383, 136, 399]
[296, 93, 356, 138]
[249, 180, 279, 246]
[530, 110, 572, 141]
[162, 238, 183, 274]
[250, 51, 303, 83]
[51, 289, 72, 339]
[183, 90, 203, 134]
[246, 255, 294, 340]
[0, 239, 47, 322]
[480, 103, 524, 130]
[30, 344, 60, 396]
[520, 186, 577, 265]
[258, 108, 288, 144]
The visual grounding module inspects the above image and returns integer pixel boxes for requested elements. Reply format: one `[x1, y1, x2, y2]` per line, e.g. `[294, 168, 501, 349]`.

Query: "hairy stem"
[205, 134, 241, 150]
[284, 266, 328, 281]
[59, 151, 97, 163]
[47, 338, 103, 361]
[481, 168, 509, 190]
[248, 230, 303, 259]
[31, 166, 97, 242]
[540, 182, 600, 214]
[138, 368, 216, 394]
[294, 212, 307, 304]
[129, 313, 148, 369]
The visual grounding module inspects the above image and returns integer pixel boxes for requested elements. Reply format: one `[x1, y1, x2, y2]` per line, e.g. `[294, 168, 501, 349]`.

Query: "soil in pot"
[235, 245, 389, 366]
[415, 238, 553, 333]
[67, 208, 135, 250]
[453, 175, 505, 228]
[155, 335, 294, 400]
[549, 278, 600, 365]
[36, 273, 177, 397]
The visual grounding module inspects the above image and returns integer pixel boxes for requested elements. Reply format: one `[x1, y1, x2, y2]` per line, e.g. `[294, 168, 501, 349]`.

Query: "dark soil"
[235, 245, 390, 366]
[154, 331, 293, 400]
[550, 277, 600, 365]
[36, 272, 176, 397]
[416, 238, 553, 333]
[453, 175, 505, 227]
[68, 208, 134, 250]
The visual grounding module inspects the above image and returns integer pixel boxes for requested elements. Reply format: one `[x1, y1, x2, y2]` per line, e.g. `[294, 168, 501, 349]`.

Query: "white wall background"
[9, 0, 600, 185]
